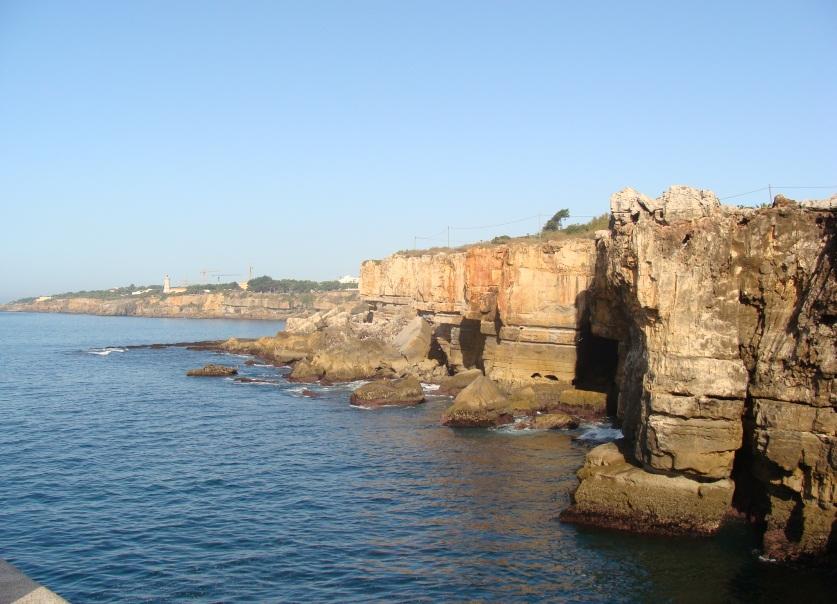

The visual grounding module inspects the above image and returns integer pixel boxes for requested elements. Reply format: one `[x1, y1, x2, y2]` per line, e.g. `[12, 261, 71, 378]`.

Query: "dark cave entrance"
[459, 318, 486, 371]
[574, 322, 620, 416]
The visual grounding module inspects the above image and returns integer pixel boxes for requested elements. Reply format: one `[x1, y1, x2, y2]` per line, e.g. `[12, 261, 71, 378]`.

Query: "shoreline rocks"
[441, 376, 514, 428]
[525, 412, 579, 430]
[176, 185, 834, 564]
[358, 186, 835, 563]
[350, 376, 425, 407]
[559, 441, 735, 536]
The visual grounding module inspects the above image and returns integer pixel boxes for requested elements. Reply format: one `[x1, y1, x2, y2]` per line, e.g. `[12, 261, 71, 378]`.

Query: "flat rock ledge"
[186, 364, 238, 377]
[560, 441, 734, 536]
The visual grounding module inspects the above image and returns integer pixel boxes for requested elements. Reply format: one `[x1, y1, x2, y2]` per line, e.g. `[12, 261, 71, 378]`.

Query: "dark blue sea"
[0, 313, 833, 602]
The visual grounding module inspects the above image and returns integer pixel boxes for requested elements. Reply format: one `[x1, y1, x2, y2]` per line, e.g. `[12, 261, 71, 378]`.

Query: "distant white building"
[338, 275, 359, 285]
[163, 274, 186, 294]
[35, 296, 53, 302]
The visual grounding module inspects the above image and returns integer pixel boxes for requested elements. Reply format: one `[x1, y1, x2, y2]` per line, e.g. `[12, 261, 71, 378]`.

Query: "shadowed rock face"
[360, 186, 836, 563]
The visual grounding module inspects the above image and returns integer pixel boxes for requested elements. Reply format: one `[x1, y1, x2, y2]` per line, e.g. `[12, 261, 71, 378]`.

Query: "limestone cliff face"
[2, 290, 358, 320]
[360, 186, 836, 562]
[361, 238, 597, 386]
[581, 187, 835, 561]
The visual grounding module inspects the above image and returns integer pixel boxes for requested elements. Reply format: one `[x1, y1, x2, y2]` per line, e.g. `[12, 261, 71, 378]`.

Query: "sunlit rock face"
[360, 238, 598, 387]
[574, 186, 835, 562]
[361, 186, 836, 563]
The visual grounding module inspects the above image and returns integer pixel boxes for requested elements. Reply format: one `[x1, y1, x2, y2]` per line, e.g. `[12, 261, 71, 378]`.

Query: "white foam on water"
[421, 383, 441, 392]
[316, 379, 370, 392]
[575, 423, 623, 443]
[233, 379, 280, 386]
[494, 420, 532, 434]
[86, 347, 127, 356]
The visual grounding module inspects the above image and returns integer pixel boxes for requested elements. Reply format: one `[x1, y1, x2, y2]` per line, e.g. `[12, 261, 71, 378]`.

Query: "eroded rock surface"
[219, 184, 834, 563]
[358, 185, 835, 563]
[563, 187, 836, 562]
[360, 238, 598, 388]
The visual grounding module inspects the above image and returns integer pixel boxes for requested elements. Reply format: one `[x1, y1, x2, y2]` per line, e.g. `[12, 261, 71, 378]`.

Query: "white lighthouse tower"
[163, 274, 171, 294]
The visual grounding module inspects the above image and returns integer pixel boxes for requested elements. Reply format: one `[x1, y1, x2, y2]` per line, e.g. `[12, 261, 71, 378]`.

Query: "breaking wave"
[574, 422, 623, 443]
[86, 347, 127, 356]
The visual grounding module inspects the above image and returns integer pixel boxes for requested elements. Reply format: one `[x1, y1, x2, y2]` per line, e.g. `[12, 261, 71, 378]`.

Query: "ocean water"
[0, 312, 833, 603]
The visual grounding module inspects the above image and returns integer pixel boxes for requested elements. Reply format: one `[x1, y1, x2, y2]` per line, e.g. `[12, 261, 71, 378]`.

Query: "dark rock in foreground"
[186, 364, 237, 377]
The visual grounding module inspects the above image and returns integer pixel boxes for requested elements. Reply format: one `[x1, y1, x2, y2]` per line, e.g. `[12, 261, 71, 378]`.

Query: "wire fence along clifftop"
[411, 184, 837, 251]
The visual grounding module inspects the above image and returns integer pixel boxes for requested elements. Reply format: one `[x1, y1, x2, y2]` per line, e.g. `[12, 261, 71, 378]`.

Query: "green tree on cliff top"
[543, 209, 570, 231]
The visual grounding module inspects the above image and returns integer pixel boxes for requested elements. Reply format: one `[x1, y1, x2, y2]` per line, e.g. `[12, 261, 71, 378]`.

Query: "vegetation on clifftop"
[398, 212, 611, 257]
[246, 276, 356, 294]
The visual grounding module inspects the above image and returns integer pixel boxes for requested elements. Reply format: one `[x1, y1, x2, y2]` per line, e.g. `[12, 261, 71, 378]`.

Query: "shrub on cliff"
[543, 209, 570, 231]
[562, 213, 609, 235]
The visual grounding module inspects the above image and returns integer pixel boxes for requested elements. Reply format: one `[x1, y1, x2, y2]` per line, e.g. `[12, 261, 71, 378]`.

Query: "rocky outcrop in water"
[350, 376, 425, 407]
[560, 187, 836, 563]
[187, 364, 238, 377]
[207, 184, 833, 562]
[357, 186, 835, 563]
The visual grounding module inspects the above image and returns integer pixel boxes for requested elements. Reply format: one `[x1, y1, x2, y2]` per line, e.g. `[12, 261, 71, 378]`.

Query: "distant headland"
[0, 275, 359, 320]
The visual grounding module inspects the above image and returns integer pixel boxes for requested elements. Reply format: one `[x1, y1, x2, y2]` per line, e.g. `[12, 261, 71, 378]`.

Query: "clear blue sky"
[1, 1, 835, 302]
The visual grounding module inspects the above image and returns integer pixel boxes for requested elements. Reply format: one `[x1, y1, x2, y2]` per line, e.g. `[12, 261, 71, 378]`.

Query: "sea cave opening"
[574, 323, 620, 416]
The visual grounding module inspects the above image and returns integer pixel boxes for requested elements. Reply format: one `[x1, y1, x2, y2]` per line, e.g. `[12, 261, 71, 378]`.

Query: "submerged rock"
[186, 364, 237, 377]
[350, 375, 425, 407]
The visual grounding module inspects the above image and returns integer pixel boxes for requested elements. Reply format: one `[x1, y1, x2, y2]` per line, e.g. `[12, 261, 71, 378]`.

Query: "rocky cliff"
[359, 186, 836, 563]
[1, 290, 358, 320]
[360, 238, 600, 389]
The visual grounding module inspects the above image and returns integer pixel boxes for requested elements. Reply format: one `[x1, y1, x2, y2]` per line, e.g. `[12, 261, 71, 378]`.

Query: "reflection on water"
[0, 313, 833, 602]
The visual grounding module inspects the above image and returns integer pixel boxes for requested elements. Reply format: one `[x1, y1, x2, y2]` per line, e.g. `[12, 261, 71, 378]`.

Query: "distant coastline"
[0, 289, 358, 321]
